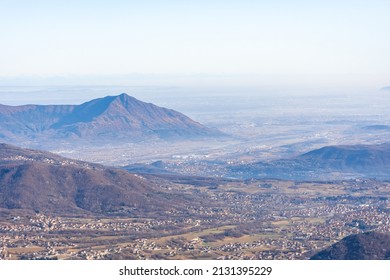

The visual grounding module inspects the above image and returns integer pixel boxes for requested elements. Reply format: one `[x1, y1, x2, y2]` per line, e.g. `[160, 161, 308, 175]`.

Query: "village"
[1, 178, 389, 260]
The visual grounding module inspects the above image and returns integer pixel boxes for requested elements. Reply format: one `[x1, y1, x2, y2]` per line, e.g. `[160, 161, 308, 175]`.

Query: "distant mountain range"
[0, 93, 221, 145]
[229, 143, 390, 180]
[381, 86, 390, 91]
[0, 143, 191, 216]
[311, 232, 390, 260]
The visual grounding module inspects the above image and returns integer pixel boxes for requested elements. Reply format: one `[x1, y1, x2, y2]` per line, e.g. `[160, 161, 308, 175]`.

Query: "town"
[1, 178, 389, 260]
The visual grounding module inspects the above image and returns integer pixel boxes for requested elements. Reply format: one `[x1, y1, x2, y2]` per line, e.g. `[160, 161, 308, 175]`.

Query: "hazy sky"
[1, 0, 389, 89]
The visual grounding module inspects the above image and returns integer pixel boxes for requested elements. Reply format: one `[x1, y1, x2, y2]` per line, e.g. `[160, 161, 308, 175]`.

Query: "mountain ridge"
[229, 142, 390, 180]
[298, 143, 390, 171]
[0, 143, 189, 216]
[0, 93, 221, 143]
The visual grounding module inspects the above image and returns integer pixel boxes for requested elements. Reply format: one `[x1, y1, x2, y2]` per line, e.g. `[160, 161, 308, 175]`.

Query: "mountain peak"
[107, 93, 136, 103]
[117, 92, 134, 99]
[87, 93, 136, 106]
[108, 93, 143, 107]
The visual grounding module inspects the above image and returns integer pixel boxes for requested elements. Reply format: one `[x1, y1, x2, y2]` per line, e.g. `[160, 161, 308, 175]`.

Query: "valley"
[2, 0, 390, 267]
[1, 91, 390, 260]
[1, 176, 389, 260]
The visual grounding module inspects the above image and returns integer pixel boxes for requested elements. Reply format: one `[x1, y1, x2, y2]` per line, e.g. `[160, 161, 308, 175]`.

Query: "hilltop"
[311, 232, 390, 260]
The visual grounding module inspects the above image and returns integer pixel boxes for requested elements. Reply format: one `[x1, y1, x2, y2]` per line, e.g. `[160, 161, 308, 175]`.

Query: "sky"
[1, 0, 390, 90]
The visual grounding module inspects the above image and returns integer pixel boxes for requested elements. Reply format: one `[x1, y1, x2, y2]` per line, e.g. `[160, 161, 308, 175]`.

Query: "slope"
[310, 232, 390, 260]
[0, 143, 188, 216]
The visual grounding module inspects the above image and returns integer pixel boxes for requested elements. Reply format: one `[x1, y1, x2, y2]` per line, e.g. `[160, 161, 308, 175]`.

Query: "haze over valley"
[1, 0, 390, 261]
[3, 87, 389, 180]
[1, 88, 390, 260]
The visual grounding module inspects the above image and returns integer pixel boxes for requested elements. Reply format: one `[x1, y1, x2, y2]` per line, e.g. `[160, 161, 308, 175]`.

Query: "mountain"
[229, 143, 390, 180]
[381, 86, 390, 91]
[298, 143, 390, 172]
[310, 232, 390, 260]
[0, 93, 221, 144]
[0, 143, 189, 216]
